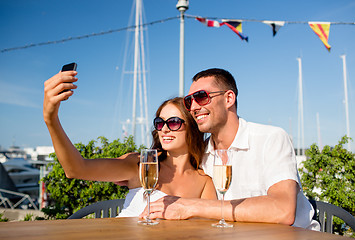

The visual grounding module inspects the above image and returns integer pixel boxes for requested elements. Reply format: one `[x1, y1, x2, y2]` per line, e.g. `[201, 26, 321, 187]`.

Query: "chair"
[68, 199, 125, 219]
[309, 199, 355, 233]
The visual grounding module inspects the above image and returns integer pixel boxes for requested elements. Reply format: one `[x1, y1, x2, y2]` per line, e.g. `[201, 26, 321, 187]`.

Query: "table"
[0, 217, 348, 239]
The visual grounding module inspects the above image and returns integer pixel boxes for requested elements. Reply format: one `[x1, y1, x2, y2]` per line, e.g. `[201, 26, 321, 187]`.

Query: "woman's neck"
[165, 151, 193, 174]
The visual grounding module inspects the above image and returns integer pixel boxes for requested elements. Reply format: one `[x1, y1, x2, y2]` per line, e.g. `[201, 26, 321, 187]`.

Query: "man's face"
[187, 76, 228, 134]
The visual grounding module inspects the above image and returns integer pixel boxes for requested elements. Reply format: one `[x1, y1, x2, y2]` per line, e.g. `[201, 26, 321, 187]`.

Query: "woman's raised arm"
[43, 71, 138, 182]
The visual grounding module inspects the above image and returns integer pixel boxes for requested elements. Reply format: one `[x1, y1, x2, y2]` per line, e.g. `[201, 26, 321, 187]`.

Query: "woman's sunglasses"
[154, 117, 185, 131]
[183, 90, 227, 111]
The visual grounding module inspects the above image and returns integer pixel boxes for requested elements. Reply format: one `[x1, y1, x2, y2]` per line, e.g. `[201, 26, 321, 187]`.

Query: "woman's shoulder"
[197, 169, 217, 200]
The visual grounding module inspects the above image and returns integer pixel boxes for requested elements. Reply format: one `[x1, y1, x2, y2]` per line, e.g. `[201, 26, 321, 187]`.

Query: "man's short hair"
[192, 68, 238, 108]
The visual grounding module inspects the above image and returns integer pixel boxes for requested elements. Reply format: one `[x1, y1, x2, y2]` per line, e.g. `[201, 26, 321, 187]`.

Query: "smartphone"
[59, 62, 77, 95]
[61, 62, 77, 72]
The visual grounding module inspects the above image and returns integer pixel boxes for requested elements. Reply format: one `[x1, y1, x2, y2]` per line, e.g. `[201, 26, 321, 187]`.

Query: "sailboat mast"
[297, 58, 305, 156]
[139, 7, 149, 146]
[132, 0, 140, 141]
[340, 55, 351, 151]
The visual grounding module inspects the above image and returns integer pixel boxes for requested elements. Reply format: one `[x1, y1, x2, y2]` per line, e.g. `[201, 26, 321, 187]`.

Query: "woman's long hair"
[151, 97, 206, 169]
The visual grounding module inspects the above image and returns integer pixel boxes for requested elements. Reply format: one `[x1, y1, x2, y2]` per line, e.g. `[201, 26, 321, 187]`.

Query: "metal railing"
[0, 188, 38, 211]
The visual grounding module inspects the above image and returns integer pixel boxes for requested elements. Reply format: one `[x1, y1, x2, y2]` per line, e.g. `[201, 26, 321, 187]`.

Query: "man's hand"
[140, 195, 194, 220]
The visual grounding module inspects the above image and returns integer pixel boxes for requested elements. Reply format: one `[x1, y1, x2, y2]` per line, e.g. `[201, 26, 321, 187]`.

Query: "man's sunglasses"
[183, 90, 227, 111]
[153, 117, 185, 131]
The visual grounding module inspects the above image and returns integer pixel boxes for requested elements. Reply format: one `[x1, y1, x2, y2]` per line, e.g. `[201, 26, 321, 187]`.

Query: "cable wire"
[0, 16, 179, 53]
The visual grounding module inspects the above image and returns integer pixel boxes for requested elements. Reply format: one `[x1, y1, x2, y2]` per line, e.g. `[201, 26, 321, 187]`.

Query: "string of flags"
[193, 15, 354, 52]
[1, 14, 353, 54]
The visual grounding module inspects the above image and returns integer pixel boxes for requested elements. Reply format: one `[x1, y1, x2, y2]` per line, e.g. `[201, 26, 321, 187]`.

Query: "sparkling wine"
[139, 162, 158, 191]
[213, 165, 232, 194]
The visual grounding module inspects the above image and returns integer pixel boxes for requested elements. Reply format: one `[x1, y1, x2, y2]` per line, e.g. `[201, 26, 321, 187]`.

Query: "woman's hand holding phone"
[59, 62, 77, 95]
[43, 63, 78, 124]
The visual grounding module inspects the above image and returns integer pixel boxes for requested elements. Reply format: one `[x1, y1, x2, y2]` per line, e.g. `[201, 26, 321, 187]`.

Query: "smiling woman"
[117, 97, 216, 217]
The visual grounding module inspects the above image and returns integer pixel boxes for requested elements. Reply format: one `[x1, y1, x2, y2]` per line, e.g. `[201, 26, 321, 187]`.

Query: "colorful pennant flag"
[308, 22, 331, 51]
[195, 17, 248, 42]
[262, 20, 285, 36]
[196, 17, 223, 27]
[222, 20, 249, 42]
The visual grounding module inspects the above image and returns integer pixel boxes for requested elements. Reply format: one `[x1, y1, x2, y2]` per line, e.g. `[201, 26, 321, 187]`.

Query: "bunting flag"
[308, 22, 331, 51]
[196, 17, 223, 27]
[222, 20, 249, 42]
[262, 20, 285, 36]
[195, 17, 248, 42]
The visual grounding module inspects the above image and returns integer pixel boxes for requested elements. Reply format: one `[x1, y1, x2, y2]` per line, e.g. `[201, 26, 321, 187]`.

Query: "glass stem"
[221, 193, 225, 221]
[147, 191, 151, 221]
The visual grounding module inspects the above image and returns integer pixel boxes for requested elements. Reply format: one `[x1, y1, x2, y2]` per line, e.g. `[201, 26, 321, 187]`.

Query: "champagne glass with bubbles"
[212, 149, 233, 228]
[138, 149, 159, 225]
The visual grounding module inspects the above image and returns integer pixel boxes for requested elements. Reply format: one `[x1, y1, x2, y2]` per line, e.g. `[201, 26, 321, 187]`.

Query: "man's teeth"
[196, 115, 207, 120]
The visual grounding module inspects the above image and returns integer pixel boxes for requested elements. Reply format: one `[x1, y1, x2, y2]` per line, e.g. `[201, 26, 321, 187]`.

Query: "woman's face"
[158, 103, 188, 154]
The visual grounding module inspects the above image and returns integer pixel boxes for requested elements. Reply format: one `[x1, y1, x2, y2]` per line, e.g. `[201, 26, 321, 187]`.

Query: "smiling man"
[145, 68, 320, 230]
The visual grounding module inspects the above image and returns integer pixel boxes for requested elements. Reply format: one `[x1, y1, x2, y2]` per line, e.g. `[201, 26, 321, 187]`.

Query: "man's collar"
[230, 118, 249, 150]
[206, 118, 249, 154]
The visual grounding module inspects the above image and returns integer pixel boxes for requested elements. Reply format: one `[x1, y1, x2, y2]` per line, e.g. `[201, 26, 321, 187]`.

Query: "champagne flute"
[212, 149, 233, 228]
[138, 149, 159, 225]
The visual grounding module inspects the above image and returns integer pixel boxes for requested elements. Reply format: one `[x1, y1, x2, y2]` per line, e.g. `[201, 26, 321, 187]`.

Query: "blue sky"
[0, 0, 354, 151]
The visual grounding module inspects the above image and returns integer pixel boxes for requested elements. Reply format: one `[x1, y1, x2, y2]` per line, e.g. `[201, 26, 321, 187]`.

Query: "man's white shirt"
[201, 118, 320, 230]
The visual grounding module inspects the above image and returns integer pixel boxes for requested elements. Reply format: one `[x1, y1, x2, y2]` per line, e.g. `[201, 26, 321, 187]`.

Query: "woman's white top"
[118, 187, 167, 217]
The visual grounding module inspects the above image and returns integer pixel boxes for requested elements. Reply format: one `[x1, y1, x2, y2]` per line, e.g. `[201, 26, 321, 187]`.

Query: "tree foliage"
[299, 136, 355, 236]
[41, 136, 144, 219]
[0, 213, 9, 222]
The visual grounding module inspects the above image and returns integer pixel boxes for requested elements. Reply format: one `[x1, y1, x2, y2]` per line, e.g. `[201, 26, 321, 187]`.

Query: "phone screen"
[61, 62, 77, 72]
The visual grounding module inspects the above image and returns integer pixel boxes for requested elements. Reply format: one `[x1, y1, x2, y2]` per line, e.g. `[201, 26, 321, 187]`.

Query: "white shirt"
[201, 118, 320, 230]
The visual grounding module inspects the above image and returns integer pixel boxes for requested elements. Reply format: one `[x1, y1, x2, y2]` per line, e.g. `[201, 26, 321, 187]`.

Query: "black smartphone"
[59, 62, 77, 95]
[61, 62, 77, 72]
